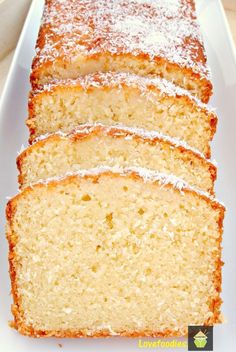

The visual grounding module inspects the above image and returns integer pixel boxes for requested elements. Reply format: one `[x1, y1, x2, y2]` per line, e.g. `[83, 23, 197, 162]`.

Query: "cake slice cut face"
[27, 73, 217, 157]
[17, 124, 216, 193]
[6, 168, 224, 337]
[31, 0, 212, 102]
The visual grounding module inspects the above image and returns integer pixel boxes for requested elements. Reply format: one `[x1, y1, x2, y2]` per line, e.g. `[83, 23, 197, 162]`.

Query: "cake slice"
[27, 73, 217, 157]
[17, 124, 216, 194]
[31, 0, 212, 102]
[6, 167, 224, 337]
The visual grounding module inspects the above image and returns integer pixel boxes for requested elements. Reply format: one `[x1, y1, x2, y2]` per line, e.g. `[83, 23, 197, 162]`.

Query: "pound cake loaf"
[31, 0, 212, 102]
[6, 168, 224, 337]
[17, 124, 216, 193]
[27, 72, 217, 157]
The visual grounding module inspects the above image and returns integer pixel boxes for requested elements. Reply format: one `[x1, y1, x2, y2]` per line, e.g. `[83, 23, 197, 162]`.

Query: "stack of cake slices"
[6, 0, 224, 338]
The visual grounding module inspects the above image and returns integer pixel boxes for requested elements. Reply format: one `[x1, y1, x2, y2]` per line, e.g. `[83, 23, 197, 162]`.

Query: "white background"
[0, 0, 235, 350]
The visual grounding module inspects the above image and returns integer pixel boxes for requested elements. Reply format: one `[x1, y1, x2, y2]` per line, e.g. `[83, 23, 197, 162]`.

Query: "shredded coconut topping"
[34, 0, 210, 79]
[32, 72, 215, 113]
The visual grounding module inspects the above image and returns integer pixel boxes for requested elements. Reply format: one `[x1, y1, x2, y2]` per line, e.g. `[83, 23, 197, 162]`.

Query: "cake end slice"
[6, 168, 224, 337]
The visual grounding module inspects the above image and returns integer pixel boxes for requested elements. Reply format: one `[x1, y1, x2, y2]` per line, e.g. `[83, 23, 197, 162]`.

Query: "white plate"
[0, 0, 235, 351]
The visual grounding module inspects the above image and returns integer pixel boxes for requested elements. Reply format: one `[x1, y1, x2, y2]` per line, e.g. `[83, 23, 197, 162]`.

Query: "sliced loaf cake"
[17, 124, 216, 193]
[27, 73, 217, 157]
[6, 168, 224, 337]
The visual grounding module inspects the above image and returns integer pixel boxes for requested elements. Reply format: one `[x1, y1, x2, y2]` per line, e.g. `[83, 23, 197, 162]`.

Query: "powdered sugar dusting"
[34, 0, 210, 79]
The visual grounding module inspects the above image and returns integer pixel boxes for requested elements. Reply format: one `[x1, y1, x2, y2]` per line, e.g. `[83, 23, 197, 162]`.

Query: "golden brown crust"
[8, 324, 188, 338]
[6, 206, 24, 336]
[30, 0, 213, 102]
[6, 169, 224, 337]
[17, 124, 217, 194]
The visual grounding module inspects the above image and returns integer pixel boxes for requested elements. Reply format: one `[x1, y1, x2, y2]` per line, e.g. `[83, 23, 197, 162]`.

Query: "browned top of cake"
[33, 0, 210, 80]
